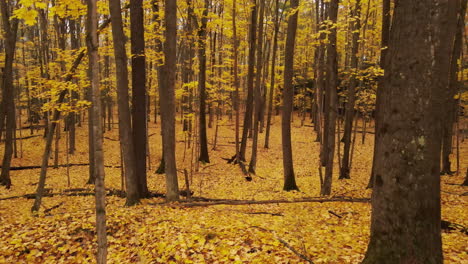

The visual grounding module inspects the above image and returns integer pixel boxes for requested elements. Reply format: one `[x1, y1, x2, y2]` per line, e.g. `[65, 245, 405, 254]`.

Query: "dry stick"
[251, 226, 314, 264]
[328, 210, 342, 218]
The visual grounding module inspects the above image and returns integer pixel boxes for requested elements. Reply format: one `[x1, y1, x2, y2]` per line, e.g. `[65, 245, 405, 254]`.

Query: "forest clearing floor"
[0, 115, 467, 263]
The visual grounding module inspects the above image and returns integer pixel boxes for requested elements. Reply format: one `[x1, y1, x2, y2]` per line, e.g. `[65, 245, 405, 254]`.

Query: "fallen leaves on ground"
[0, 117, 467, 263]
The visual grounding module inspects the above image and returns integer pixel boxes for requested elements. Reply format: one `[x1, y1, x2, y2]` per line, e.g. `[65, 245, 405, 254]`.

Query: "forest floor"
[0, 115, 467, 263]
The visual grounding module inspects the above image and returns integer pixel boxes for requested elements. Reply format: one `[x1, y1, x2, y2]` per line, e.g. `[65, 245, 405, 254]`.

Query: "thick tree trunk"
[198, 0, 210, 163]
[340, 0, 361, 180]
[0, 0, 18, 189]
[320, 0, 339, 196]
[362, 1, 458, 263]
[108, 0, 140, 206]
[161, 0, 180, 201]
[130, 0, 149, 197]
[86, 1, 108, 262]
[282, 0, 299, 191]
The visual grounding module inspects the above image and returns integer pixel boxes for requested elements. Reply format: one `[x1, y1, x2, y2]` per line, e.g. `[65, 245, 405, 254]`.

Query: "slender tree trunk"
[282, 0, 300, 191]
[130, 0, 149, 197]
[232, 0, 240, 161]
[161, 0, 180, 201]
[151, 0, 166, 174]
[340, 0, 361, 180]
[362, 1, 458, 263]
[321, 0, 339, 196]
[368, 0, 391, 188]
[441, 0, 466, 175]
[109, 0, 140, 206]
[87, 1, 108, 262]
[198, 0, 210, 163]
[239, 0, 258, 161]
[264, 1, 279, 149]
[248, 0, 266, 174]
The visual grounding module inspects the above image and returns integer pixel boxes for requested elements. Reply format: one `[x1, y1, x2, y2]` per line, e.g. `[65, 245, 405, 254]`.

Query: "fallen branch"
[2, 135, 40, 142]
[4, 163, 121, 171]
[172, 196, 370, 207]
[0, 188, 197, 201]
[246, 211, 284, 216]
[328, 210, 342, 218]
[251, 226, 314, 264]
[277, 237, 314, 263]
[44, 202, 64, 214]
[200, 164, 217, 170]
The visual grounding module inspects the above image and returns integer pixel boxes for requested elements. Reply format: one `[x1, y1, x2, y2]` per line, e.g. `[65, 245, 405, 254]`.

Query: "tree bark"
[151, 0, 166, 174]
[362, 1, 458, 263]
[86, 1, 108, 262]
[232, 0, 240, 161]
[264, 0, 280, 149]
[198, 0, 210, 163]
[248, 0, 266, 174]
[0, 0, 18, 189]
[161, 0, 180, 201]
[340, 0, 361, 180]
[368, 0, 391, 188]
[108, 0, 140, 206]
[320, 0, 339, 196]
[282, 0, 299, 191]
[239, 0, 257, 161]
[130, 0, 149, 196]
[440, 0, 466, 175]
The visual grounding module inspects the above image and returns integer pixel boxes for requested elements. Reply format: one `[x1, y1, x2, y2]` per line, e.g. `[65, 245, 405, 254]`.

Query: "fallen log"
[157, 196, 371, 207]
[3, 163, 122, 171]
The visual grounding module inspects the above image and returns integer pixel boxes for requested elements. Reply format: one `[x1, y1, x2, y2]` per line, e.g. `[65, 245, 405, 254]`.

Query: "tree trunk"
[282, 0, 299, 191]
[264, 0, 280, 149]
[108, 0, 140, 206]
[362, 1, 458, 263]
[151, 0, 166, 174]
[232, 0, 240, 161]
[130, 0, 149, 197]
[161, 0, 180, 201]
[368, 0, 391, 188]
[239, 0, 257, 161]
[0, 0, 18, 189]
[320, 0, 339, 196]
[340, 0, 361, 180]
[86, 1, 108, 262]
[248, 0, 266, 174]
[440, 0, 466, 175]
[198, 0, 210, 163]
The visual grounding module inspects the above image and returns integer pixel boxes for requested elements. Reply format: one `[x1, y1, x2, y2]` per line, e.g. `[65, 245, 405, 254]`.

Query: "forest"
[0, 0, 467, 263]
